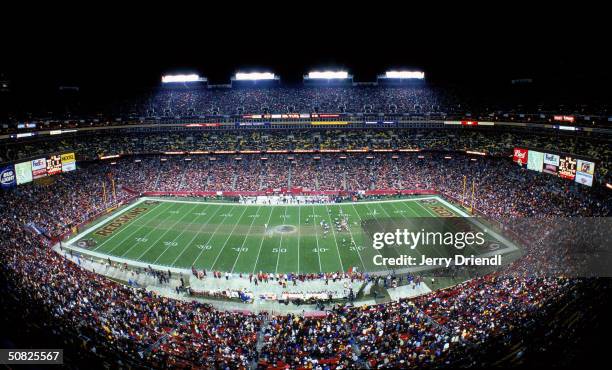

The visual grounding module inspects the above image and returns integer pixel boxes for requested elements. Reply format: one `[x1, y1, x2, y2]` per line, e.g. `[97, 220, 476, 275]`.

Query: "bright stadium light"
[307, 71, 349, 79]
[161, 74, 205, 83]
[234, 72, 277, 81]
[385, 70, 425, 79]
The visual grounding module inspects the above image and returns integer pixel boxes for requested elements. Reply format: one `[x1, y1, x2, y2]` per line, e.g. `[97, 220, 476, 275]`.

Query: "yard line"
[88, 199, 164, 252]
[274, 206, 289, 274]
[338, 204, 367, 273]
[396, 198, 473, 258]
[348, 203, 386, 271]
[190, 205, 237, 269]
[251, 205, 277, 274]
[322, 204, 345, 273]
[98, 201, 174, 255]
[133, 203, 199, 260]
[70, 198, 147, 245]
[230, 205, 262, 273]
[169, 204, 222, 266]
[311, 205, 323, 273]
[151, 204, 214, 265]
[386, 199, 448, 258]
[208, 205, 250, 271]
[370, 201, 422, 258]
[111, 202, 187, 257]
[297, 204, 301, 274]
[358, 201, 406, 260]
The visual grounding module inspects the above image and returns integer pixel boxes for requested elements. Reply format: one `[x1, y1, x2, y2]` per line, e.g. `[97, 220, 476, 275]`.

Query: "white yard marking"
[208, 205, 250, 270]
[68, 197, 147, 245]
[107, 202, 180, 256]
[230, 206, 262, 273]
[311, 206, 323, 272]
[98, 202, 175, 255]
[188, 205, 232, 268]
[134, 204, 200, 260]
[349, 203, 385, 271]
[297, 205, 301, 274]
[142, 195, 440, 207]
[152, 204, 214, 265]
[169, 204, 221, 266]
[251, 207, 276, 274]
[323, 204, 345, 273]
[274, 206, 289, 274]
[338, 204, 367, 272]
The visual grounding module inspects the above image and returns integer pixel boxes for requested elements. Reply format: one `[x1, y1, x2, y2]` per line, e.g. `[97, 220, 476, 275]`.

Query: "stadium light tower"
[303, 70, 353, 86]
[161, 74, 207, 84]
[231, 71, 280, 87]
[377, 70, 425, 85]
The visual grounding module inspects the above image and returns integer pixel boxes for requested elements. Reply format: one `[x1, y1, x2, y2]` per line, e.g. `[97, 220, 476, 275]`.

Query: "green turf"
[66, 196, 514, 274]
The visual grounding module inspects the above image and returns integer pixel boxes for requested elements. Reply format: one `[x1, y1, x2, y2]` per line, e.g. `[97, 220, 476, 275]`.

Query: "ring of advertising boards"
[514, 148, 596, 187]
[2, 152, 77, 189]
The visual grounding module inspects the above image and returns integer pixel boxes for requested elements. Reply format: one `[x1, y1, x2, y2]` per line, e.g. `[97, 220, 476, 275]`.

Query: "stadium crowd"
[0, 149, 610, 368]
[2, 128, 610, 184]
[3, 85, 609, 128]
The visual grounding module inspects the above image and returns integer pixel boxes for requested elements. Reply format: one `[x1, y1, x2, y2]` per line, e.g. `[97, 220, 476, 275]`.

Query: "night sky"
[1, 7, 609, 95]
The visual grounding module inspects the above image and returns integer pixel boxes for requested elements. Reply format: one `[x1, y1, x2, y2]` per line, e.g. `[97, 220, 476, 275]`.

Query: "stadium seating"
[0, 149, 610, 368]
[1, 83, 611, 368]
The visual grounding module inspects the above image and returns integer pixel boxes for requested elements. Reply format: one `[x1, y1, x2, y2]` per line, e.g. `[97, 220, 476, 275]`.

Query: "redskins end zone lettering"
[94, 207, 150, 237]
[428, 205, 455, 217]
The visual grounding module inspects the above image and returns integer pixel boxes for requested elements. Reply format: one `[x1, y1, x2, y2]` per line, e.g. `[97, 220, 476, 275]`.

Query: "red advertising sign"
[553, 115, 575, 123]
[513, 148, 529, 165]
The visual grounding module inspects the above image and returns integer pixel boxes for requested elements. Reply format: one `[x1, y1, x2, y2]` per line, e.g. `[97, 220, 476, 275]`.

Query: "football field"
[65, 196, 517, 274]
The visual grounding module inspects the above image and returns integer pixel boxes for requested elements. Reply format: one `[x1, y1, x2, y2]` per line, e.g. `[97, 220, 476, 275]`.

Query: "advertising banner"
[576, 159, 595, 175]
[527, 150, 544, 172]
[544, 153, 560, 166]
[61, 152, 77, 172]
[543, 163, 558, 175]
[0, 165, 16, 189]
[558, 156, 577, 180]
[513, 148, 528, 165]
[47, 155, 62, 175]
[575, 172, 594, 186]
[32, 158, 47, 179]
[14, 161, 33, 185]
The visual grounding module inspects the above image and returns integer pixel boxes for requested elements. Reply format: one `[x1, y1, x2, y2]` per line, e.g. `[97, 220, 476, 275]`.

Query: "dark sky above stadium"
[1, 6, 608, 94]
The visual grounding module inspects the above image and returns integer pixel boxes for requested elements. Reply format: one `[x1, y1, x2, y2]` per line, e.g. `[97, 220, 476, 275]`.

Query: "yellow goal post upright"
[102, 181, 107, 204]
[462, 175, 467, 207]
[470, 179, 476, 215]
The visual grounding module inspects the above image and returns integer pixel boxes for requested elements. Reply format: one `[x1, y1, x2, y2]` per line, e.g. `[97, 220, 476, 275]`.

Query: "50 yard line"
[274, 205, 289, 274]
